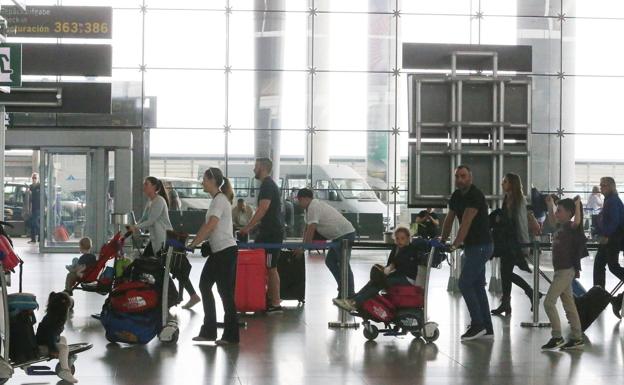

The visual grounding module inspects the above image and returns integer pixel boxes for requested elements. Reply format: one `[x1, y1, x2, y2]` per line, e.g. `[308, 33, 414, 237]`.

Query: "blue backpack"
[100, 304, 160, 344]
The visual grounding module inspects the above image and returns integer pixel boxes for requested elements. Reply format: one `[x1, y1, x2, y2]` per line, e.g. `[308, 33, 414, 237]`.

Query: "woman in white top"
[188, 168, 239, 345]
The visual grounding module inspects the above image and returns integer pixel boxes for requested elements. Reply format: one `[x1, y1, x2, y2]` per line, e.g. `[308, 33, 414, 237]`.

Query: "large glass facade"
[50, 0, 623, 231]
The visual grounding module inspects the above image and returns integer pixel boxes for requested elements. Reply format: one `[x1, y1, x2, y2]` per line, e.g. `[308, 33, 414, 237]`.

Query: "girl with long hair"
[188, 167, 239, 345]
[491, 173, 538, 316]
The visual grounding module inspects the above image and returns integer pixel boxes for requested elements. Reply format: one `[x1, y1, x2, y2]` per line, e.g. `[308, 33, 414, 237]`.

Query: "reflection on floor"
[6, 238, 624, 385]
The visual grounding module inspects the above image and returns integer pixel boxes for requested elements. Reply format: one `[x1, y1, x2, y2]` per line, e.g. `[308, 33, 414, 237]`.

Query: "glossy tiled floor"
[6, 239, 624, 385]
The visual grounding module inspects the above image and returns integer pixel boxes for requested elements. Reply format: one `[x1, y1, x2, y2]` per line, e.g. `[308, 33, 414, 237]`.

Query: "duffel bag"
[8, 293, 38, 317]
[359, 295, 396, 323]
[126, 257, 163, 285]
[100, 305, 160, 344]
[384, 285, 424, 309]
[110, 281, 158, 313]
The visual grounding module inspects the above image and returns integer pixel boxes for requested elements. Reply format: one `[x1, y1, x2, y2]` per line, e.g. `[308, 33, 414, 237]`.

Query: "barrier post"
[488, 257, 502, 294]
[328, 239, 359, 329]
[521, 241, 550, 328]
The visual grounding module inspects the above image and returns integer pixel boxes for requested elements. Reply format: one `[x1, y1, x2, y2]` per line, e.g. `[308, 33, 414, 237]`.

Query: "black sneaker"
[483, 328, 494, 339]
[461, 326, 486, 341]
[560, 339, 584, 350]
[266, 305, 283, 314]
[541, 337, 565, 350]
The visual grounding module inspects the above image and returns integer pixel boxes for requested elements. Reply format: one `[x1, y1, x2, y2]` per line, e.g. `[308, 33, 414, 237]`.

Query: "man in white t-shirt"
[296, 188, 356, 297]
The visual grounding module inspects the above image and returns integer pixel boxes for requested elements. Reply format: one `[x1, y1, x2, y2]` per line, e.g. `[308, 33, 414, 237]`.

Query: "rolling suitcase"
[575, 280, 623, 331]
[277, 250, 305, 303]
[235, 249, 268, 312]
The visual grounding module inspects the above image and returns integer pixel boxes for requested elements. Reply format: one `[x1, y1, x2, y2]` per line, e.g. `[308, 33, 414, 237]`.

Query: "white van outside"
[226, 164, 390, 227]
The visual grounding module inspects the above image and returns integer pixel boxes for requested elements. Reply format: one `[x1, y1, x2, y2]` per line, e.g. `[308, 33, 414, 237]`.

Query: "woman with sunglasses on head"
[188, 167, 239, 345]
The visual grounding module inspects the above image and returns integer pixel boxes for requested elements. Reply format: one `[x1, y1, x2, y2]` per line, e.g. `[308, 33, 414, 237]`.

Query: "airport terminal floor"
[6, 239, 624, 385]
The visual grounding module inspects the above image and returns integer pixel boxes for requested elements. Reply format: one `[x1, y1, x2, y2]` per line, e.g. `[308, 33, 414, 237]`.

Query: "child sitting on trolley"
[333, 227, 423, 312]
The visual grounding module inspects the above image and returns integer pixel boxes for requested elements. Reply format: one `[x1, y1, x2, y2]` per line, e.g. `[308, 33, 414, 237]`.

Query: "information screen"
[0, 6, 112, 39]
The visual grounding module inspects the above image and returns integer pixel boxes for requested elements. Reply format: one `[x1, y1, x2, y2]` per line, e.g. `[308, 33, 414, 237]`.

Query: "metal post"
[521, 241, 550, 328]
[0, 105, 4, 222]
[328, 239, 358, 329]
[446, 220, 461, 293]
[0, 261, 9, 362]
[488, 257, 502, 294]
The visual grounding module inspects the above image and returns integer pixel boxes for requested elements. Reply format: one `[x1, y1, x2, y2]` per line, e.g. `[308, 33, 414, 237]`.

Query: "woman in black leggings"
[491, 173, 538, 316]
[188, 168, 239, 345]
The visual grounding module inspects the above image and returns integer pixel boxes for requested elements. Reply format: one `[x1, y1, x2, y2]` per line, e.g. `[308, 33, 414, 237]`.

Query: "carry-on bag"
[235, 249, 267, 312]
[384, 285, 424, 309]
[100, 304, 160, 344]
[277, 250, 305, 302]
[575, 280, 623, 331]
[359, 295, 396, 323]
[110, 281, 159, 313]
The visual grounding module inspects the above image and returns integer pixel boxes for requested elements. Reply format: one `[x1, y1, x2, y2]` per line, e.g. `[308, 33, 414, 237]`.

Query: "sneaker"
[541, 337, 565, 350]
[483, 329, 494, 339]
[57, 368, 78, 383]
[332, 298, 357, 312]
[266, 305, 284, 314]
[215, 339, 239, 346]
[182, 295, 201, 310]
[192, 335, 216, 342]
[611, 294, 623, 319]
[560, 339, 584, 350]
[461, 326, 487, 341]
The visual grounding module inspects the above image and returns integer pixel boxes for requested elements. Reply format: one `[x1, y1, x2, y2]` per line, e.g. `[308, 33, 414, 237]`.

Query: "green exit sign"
[0, 43, 22, 87]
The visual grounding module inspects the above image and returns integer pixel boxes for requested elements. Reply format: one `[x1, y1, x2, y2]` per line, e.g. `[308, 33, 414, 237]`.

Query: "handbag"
[200, 242, 213, 258]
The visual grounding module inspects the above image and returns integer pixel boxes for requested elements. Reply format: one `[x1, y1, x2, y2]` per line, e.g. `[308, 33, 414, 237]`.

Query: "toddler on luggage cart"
[64, 237, 97, 293]
[541, 196, 585, 351]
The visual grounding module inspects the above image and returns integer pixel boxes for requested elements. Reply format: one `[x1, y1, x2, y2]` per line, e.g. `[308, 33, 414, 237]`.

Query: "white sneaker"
[58, 368, 78, 383]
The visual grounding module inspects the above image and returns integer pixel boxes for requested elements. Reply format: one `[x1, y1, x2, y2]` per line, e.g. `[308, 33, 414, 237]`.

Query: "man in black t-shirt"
[413, 208, 440, 239]
[240, 158, 284, 313]
[441, 165, 494, 341]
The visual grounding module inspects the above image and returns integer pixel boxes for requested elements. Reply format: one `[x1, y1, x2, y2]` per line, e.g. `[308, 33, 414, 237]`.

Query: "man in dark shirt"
[240, 158, 284, 313]
[413, 208, 440, 239]
[441, 165, 494, 341]
[28, 173, 41, 244]
[593, 177, 624, 289]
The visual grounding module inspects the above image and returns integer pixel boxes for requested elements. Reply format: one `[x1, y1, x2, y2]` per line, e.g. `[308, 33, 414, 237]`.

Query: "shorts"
[255, 233, 282, 269]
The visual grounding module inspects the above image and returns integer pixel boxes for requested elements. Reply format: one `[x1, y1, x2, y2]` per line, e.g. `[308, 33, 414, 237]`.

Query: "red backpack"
[360, 295, 396, 323]
[110, 281, 158, 313]
[0, 235, 21, 272]
[385, 285, 424, 309]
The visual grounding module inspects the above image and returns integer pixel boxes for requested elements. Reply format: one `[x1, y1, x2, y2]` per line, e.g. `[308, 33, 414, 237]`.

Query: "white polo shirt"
[305, 199, 355, 240]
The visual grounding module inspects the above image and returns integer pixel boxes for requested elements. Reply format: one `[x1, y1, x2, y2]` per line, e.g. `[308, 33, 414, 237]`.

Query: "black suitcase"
[278, 250, 305, 303]
[574, 280, 623, 331]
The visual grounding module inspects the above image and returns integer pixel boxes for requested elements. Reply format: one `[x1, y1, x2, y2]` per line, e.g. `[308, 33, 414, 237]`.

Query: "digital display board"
[0, 6, 112, 39]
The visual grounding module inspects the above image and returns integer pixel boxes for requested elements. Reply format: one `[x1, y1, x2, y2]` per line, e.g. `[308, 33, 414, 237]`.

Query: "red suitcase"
[235, 249, 268, 312]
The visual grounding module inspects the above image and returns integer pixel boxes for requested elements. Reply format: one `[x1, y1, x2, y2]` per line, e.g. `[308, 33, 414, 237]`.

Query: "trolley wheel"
[163, 329, 180, 344]
[423, 328, 440, 343]
[55, 363, 76, 375]
[363, 324, 379, 341]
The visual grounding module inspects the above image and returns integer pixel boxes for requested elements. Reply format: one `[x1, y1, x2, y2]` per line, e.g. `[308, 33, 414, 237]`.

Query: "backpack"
[100, 302, 160, 344]
[124, 257, 180, 308]
[9, 310, 39, 363]
[384, 285, 424, 309]
[0, 234, 21, 272]
[110, 281, 159, 313]
[359, 295, 396, 323]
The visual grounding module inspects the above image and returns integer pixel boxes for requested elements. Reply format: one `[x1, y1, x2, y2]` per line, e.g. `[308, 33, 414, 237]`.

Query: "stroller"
[355, 240, 447, 343]
[71, 231, 132, 294]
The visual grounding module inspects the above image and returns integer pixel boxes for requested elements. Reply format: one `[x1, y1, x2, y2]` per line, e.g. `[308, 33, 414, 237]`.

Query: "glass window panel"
[318, 0, 394, 13]
[481, 0, 559, 17]
[112, 9, 143, 68]
[314, 12, 394, 72]
[281, 71, 308, 131]
[230, 0, 308, 11]
[144, 10, 225, 69]
[314, 73, 393, 132]
[228, 71, 255, 129]
[568, 76, 624, 135]
[150, 129, 225, 156]
[515, 18, 561, 75]
[574, 134, 624, 162]
[281, 130, 307, 157]
[530, 75, 560, 134]
[565, 18, 624, 76]
[479, 16, 518, 45]
[230, 11, 307, 70]
[563, 0, 624, 18]
[228, 130, 255, 157]
[401, 15, 473, 44]
[401, 0, 474, 15]
[144, 70, 225, 128]
[146, 0, 225, 9]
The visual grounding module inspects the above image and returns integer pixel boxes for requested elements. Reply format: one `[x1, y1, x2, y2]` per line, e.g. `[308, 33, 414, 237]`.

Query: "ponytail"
[204, 168, 234, 204]
[145, 176, 170, 208]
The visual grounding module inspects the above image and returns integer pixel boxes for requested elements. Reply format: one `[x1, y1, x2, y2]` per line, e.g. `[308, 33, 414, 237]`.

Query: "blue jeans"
[327, 232, 356, 297]
[353, 273, 410, 305]
[459, 243, 494, 330]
